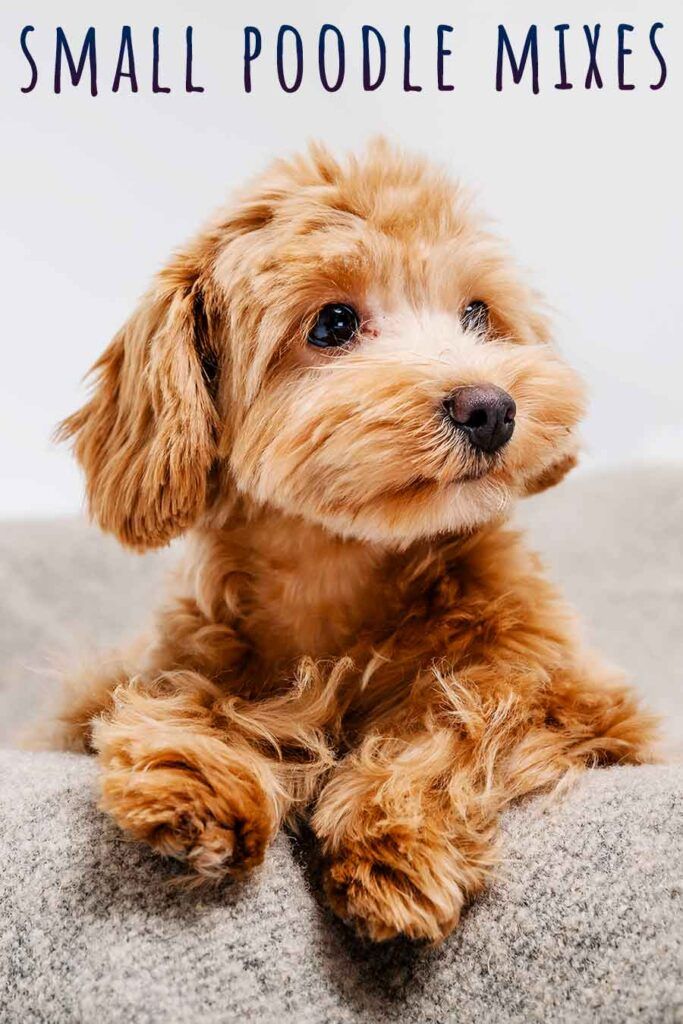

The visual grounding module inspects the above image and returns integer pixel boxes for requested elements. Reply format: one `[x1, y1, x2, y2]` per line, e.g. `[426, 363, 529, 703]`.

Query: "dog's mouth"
[453, 445, 509, 484]
[459, 467, 490, 483]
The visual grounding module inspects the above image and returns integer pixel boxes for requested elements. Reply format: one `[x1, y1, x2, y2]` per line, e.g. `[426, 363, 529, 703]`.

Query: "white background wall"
[1, 0, 681, 517]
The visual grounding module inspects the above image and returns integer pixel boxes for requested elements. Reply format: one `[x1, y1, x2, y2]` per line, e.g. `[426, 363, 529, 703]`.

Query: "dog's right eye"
[308, 304, 360, 348]
[461, 300, 490, 333]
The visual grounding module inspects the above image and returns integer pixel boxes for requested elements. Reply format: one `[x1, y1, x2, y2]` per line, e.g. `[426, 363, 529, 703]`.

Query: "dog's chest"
[241, 525, 385, 664]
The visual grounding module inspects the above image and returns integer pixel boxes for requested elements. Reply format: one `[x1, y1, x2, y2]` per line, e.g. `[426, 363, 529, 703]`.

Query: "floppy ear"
[523, 452, 578, 497]
[58, 257, 220, 549]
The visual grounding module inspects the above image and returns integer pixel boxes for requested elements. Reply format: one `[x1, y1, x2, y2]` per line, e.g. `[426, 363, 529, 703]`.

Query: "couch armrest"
[0, 751, 680, 1023]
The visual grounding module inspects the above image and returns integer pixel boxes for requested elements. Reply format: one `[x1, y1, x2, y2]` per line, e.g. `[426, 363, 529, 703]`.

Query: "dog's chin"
[457, 456, 502, 485]
[302, 441, 578, 547]
[295, 472, 515, 549]
[233, 440, 578, 548]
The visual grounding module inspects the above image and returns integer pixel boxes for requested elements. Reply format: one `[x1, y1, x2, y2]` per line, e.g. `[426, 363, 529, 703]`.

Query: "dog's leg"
[312, 718, 500, 943]
[92, 669, 336, 881]
[91, 675, 281, 879]
[313, 658, 658, 943]
[522, 655, 660, 773]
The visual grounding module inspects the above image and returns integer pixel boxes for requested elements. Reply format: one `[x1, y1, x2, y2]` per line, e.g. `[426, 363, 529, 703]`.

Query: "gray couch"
[1, 466, 681, 1023]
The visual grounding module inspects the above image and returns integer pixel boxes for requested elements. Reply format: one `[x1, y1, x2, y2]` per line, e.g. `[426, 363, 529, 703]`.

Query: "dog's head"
[59, 140, 585, 549]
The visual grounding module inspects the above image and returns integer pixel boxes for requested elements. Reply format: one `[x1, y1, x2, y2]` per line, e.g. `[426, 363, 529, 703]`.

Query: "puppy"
[55, 140, 656, 942]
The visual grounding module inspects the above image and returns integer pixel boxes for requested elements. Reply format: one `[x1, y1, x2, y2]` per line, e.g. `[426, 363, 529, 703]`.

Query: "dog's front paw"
[100, 758, 273, 880]
[322, 833, 466, 943]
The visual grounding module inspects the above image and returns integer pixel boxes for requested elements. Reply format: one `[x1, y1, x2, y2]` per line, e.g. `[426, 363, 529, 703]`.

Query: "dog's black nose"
[445, 385, 516, 453]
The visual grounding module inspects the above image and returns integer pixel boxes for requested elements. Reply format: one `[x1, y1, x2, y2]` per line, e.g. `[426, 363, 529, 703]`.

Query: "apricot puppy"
[56, 140, 656, 942]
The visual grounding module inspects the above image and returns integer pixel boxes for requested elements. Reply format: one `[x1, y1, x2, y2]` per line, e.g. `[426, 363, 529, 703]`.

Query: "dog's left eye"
[461, 300, 490, 333]
[308, 304, 360, 348]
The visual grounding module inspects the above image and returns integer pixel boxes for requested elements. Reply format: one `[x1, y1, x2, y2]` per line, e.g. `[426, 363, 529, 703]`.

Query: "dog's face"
[60, 141, 585, 549]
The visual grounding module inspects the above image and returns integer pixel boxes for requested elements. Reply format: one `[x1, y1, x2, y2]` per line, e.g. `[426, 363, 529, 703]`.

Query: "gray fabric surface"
[515, 464, 683, 754]
[0, 465, 682, 1022]
[0, 751, 681, 1023]
[0, 519, 175, 746]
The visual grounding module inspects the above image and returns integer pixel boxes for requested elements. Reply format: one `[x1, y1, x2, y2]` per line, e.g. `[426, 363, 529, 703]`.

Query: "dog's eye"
[308, 304, 360, 348]
[461, 300, 490, 333]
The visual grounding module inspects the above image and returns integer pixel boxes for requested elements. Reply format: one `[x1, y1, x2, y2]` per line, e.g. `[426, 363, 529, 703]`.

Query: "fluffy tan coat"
[54, 140, 657, 942]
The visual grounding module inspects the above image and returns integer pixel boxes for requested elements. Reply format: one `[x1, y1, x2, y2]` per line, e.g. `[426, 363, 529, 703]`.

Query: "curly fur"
[53, 139, 658, 943]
